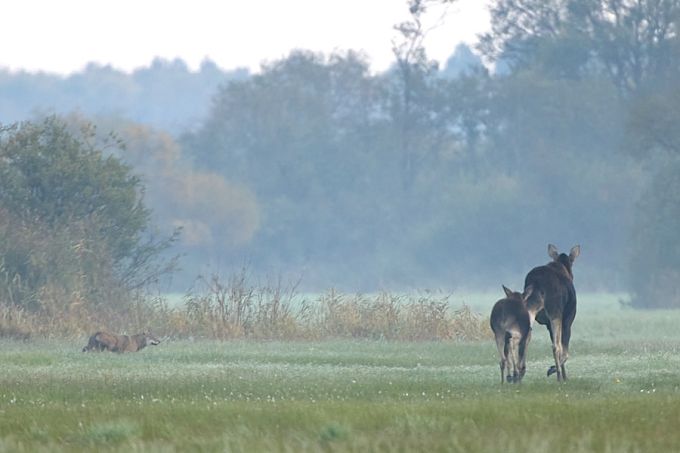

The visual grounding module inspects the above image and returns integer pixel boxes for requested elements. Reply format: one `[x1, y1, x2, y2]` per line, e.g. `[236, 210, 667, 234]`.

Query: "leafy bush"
[0, 117, 178, 312]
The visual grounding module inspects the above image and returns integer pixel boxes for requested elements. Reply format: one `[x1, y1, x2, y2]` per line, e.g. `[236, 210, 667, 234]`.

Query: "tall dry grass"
[0, 271, 489, 341]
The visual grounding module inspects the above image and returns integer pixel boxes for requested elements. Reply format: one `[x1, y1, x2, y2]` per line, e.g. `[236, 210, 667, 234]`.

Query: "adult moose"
[525, 244, 580, 382]
[490, 284, 538, 383]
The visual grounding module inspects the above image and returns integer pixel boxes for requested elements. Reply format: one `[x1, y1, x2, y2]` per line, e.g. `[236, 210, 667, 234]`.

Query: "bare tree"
[391, 0, 457, 190]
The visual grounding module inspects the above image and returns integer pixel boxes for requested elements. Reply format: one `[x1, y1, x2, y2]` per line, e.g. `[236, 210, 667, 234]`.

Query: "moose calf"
[490, 285, 541, 383]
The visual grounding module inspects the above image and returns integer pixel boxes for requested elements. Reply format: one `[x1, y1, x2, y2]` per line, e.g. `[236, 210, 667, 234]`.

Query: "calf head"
[502, 284, 534, 304]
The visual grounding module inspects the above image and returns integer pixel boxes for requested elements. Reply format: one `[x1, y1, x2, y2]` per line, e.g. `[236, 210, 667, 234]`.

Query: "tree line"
[1, 0, 679, 311]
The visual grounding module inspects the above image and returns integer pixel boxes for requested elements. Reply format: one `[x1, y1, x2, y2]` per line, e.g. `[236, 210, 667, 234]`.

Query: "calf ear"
[548, 244, 559, 260]
[502, 285, 513, 298]
[522, 285, 534, 302]
[569, 245, 580, 262]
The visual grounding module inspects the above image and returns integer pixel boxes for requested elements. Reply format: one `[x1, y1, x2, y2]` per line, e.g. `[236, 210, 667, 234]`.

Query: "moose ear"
[522, 285, 534, 302]
[502, 285, 513, 298]
[548, 244, 559, 260]
[569, 245, 581, 262]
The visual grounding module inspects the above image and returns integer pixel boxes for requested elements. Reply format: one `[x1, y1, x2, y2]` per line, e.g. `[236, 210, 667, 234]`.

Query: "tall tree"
[480, 0, 680, 93]
[626, 76, 680, 307]
[390, 0, 456, 189]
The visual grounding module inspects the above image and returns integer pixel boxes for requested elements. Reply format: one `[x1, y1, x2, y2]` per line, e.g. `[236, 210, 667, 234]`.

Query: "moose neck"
[550, 254, 573, 280]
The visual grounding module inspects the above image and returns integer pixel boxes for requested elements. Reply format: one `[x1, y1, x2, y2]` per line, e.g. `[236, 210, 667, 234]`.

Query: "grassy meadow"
[1, 293, 680, 452]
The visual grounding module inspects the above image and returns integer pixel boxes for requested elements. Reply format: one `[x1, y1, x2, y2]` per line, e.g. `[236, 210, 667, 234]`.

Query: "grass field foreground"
[0, 294, 679, 452]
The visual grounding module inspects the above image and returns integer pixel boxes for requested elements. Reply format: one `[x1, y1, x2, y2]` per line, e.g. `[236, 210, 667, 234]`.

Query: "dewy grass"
[80, 419, 140, 445]
[0, 303, 680, 451]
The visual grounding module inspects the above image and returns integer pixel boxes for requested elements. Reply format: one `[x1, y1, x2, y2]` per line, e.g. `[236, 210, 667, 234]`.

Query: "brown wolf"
[524, 244, 580, 381]
[490, 285, 537, 384]
[82, 331, 160, 353]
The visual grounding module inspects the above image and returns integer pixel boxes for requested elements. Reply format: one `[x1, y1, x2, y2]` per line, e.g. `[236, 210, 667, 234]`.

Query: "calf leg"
[507, 334, 521, 383]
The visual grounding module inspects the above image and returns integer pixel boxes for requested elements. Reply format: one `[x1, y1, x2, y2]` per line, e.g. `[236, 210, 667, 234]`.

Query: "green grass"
[1, 296, 679, 451]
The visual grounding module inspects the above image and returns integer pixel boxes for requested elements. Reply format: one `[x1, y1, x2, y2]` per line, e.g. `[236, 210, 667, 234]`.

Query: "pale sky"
[1, 0, 490, 75]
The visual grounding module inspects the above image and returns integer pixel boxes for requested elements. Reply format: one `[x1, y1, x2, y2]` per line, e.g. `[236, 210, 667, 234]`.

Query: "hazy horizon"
[1, 0, 490, 76]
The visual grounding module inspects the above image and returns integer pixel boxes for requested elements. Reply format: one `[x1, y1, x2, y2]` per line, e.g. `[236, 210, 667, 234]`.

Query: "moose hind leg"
[543, 321, 560, 377]
[539, 312, 561, 377]
[495, 333, 507, 384]
[559, 317, 574, 380]
[550, 320, 564, 382]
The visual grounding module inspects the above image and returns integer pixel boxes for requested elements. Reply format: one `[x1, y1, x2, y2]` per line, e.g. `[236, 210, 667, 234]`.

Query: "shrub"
[0, 117, 178, 312]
